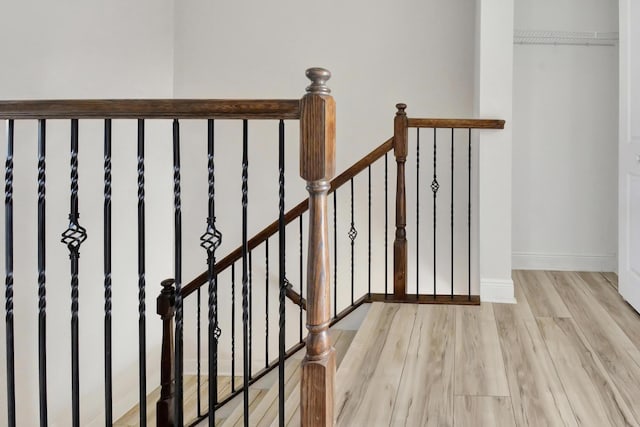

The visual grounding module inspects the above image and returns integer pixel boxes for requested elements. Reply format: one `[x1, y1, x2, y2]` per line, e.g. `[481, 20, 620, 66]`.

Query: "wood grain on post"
[299, 67, 336, 427]
[156, 280, 176, 427]
[394, 104, 408, 298]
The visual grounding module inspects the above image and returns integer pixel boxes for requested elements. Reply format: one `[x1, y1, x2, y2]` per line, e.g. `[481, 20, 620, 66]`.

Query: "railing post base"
[156, 279, 176, 427]
[301, 351, 336, 426]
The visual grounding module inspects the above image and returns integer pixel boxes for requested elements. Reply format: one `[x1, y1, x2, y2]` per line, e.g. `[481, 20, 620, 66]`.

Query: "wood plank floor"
[119, 271, 640, 426]
[335, 271, 640, 427]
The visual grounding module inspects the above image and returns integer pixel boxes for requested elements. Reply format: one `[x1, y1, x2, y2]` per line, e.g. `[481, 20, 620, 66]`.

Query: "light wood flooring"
[118, 271, 640, 426]
[114, 328, 358, 426]
[336, 270, 640, 427]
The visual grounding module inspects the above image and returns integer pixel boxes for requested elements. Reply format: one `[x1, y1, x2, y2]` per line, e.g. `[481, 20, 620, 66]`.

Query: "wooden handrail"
[180, 137, 394, 299]
[407, 118, 505, 129]
[0, 99, 300, 120]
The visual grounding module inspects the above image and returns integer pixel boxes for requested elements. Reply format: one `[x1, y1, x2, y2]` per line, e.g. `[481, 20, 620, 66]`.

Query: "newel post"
[300, 67, 336, 426]
[157, 279, 176, 427]
[393, 104, 409, 298]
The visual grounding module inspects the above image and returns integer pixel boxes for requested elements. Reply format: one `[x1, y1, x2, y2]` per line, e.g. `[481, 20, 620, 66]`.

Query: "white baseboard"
[512, 252, 617, 272]
[481, 278, 516, 304]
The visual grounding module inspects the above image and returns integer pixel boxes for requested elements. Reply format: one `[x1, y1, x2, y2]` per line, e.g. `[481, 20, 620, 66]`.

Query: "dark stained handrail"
[407, 118, 505, 129]
[0, 99, 300, 120]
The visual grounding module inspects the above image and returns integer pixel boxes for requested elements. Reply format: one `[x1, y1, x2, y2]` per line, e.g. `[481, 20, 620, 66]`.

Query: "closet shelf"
[514, 30, 618, 46]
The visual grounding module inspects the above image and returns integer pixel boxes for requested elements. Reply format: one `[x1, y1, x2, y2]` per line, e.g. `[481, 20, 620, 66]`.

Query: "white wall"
[475, 0, 515, 303]
[0, 1, 175, 425]
[512, 0, 619, 272]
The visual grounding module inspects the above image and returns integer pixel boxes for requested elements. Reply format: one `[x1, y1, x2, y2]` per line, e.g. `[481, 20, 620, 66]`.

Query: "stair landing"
[335, 302, 454, 426]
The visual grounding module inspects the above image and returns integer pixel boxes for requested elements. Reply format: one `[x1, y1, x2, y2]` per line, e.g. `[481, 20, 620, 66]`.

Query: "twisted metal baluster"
[249, 250, 253, 380]
[200, 119, 222, 424]
[103, 119, 113, 425]
[137, 119, 147, 427]
[61, 119, 88, 427]
[277, 119, 286, 427]
[241, 119, 250, 426]
[37, 119, 48, 427]
[172, 119, 184, 427]
[432, 129, 439, 297]
[348, 178, 358, 306]
[5, 120, 15, 427]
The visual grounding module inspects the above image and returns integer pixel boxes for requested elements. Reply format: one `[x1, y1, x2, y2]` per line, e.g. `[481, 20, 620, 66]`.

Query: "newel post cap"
[305, 68, 332, 95]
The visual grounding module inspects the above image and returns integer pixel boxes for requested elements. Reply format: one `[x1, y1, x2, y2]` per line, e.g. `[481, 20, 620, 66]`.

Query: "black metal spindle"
[451, 129, 454, 299]
[368, 165, 372, 297]
[37, 119, 48, 427]
[278, 119, 286, 427]
[103, 119, 113, 426]
[432, 129, 439, 297]
[241, 119, 250, 425]
[416, 129, 420, 298]
[137, 119, 147, 427]
[61, 119, 88, 427]
[333, 190, 337, 315]
[468, 129, 472, 300]
[231, 262, 236, 392]
[201, 119, 222, 424]
[197, 283, 201, 417]
[249, 250, 253, 380]
[265, 240, 269, 368]
[172, 119, 184, 427]
[298, 215, 303, 344]
[5, 119, 15, 427]
[384, 153, 388, 298]
[349, 178, 357, 306]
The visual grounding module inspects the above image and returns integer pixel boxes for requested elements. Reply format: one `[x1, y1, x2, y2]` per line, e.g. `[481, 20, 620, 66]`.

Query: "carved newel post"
[393, 103, 408, 298]
[300, 67, 336, 426]
[157, 279, 176, 427]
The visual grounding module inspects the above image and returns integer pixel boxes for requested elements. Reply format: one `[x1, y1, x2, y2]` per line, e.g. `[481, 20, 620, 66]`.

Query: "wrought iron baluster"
[432, 129, 439, 297]
[61, 119, 88, 427]
[37, 119, 48, 427]
[333, 190, 337, 315]
[249, 250, 253, 380]
[416, 129, 420, 298]
[137, 119, 147, 427]
[299, 215, 303, 344]
[278, 118, 286, 427]
[200, 119, 222, 424]
[172, 119, 184, 427]
[265, 239, 269, 368]
[385, 153, 388, 298]
[197, 282, 201, 417]
[368, 165, 372, 297]
[103, 119, 113, 426]
[349, 178, 358, 306]
[5, 119, 15, 427]
[468, 129, 472, 300]
[451, 128, 454, 299]
[241, 119, 250, 426]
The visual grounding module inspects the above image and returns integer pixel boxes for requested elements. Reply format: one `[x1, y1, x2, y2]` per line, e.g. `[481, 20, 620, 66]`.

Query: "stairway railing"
[0, 68, 336, 427]
[0, 69, 504, 427]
